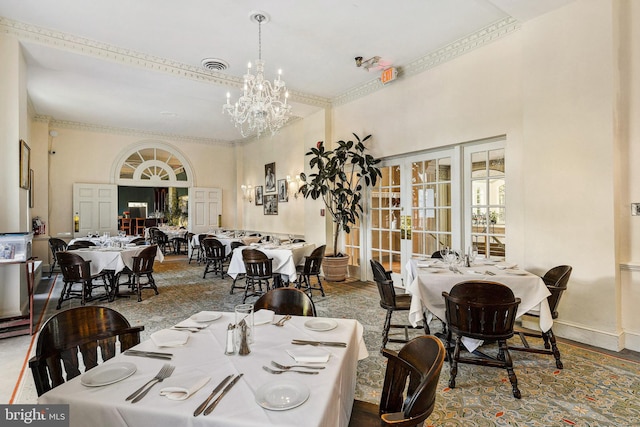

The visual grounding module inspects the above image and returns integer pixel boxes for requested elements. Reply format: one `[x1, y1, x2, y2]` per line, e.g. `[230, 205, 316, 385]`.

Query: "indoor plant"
[300, 133, 381, 280]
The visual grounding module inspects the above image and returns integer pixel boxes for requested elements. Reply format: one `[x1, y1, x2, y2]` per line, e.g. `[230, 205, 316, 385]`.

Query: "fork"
[485, 270, 496, 276]
[263, 366, 318, 375]
[274, 315, 292, 327]
[126, 364, 175, 402]
[271, 361, 325, 370]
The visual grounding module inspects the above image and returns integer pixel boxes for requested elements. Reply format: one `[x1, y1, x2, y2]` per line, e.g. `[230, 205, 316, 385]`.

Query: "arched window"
[112, 141, 193, 187]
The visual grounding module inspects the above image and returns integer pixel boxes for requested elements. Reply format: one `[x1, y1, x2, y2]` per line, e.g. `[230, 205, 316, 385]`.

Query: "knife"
[291, 340, 347, 347]
[124, 350, 174, 358]
[193, 374, 233, 417]
[203, 373, 243, 416]
[124, 352, 172, 360]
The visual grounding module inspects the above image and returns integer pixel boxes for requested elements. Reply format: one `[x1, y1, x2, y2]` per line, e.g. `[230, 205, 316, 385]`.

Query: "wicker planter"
[322, 255, 350, 282]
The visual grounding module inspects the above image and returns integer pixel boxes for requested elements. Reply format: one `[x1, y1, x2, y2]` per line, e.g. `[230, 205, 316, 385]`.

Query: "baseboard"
[622, 330, 640, 352]
[520, 316, 624, 352]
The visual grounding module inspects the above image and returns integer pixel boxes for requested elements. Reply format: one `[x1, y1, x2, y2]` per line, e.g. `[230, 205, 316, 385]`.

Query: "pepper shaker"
[238, 319, 251, 355]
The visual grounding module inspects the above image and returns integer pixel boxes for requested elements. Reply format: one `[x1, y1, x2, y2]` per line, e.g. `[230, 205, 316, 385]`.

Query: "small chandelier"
[223, 12, 291, 138]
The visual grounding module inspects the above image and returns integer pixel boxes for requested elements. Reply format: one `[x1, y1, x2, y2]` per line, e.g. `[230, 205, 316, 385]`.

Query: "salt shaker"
[225, 323, 236, 355]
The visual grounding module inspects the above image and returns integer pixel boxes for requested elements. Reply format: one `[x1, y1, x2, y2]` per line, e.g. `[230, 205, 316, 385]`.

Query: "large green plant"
[300, 133, 382, 256]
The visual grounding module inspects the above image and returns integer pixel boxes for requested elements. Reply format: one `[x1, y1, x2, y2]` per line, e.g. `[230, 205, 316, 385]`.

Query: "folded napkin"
[465, 269, 485, 275]
[253, 309, 275, 325]
[159, 375, 210, 401]
[174, 319, 204, 328]
[150, 329, 190, 347]
[495, 262, 517, 270]
[286, 346, 330, 363]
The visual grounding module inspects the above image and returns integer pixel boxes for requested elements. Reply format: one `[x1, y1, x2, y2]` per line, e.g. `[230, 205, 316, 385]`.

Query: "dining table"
[38, 312, 368, 427]
[405, 257, 553, 351]
[191, 234, 262, 257]
[227, 242, 316, 284]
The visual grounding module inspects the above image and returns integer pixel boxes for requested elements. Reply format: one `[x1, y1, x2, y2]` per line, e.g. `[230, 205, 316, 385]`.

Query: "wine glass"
[469, 244, 478, 265]
[439, 246, 450, 260]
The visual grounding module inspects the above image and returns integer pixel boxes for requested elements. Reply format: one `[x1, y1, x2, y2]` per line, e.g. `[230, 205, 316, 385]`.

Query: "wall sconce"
[287, 175, 303, 199]
[241, 184, 253, 203]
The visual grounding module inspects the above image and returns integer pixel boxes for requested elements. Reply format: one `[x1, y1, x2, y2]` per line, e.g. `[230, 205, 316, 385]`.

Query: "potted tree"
[300, 133, 382, 281]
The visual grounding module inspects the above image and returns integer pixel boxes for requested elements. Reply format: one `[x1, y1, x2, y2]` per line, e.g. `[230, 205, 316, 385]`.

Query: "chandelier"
[223, 12, 292, 138]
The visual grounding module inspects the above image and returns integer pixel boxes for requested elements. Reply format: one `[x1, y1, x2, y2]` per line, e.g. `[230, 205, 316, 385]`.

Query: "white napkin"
[286, 346, 330, 363]
[159, 376, 210, 401]
[254, 309, 275, 325]
[174, 319, 203, 328]
[150, 329, 190, 347]
[495, 262, 517, 270]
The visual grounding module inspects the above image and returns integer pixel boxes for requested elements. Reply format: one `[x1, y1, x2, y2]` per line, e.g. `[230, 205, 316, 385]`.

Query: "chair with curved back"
[241, 249, 275, 303]
[170, 228, 189, 255]
[66, 244, 87, 251]
[128, 245, 159, 302]
[443, 280, 522, 398]
[48, 237, 67, 277]
[202, 238, 226, 279]
[73, 240, 95, 247]
[228, 241, 247, 295]
[511, 265, 572, 369]
[295, 245, 326, 298]
[29, 306, 144, 396]
[254, 288, 317, 316]
[371, 259, 428, 349]
[150, 228, 171, 254]
[349, 335, 446, 427]
[189, 233, 207, 264]
[56, 251, 110, 309]
[292, 238, 306, 243]
[130, 237, 146, 245]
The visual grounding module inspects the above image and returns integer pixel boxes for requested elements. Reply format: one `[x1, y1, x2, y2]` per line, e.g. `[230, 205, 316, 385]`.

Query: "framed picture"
[265, 162, 276, 193]
[29, 169, 34, 208]
[264, 194, 278, 215]
[277, 179, 289, 202]
[19, 139, 30, 189]
[255, 186, 264, 206]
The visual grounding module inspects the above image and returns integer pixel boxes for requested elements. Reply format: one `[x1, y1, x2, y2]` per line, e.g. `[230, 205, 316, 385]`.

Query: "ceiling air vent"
[201, 58, 229, 71]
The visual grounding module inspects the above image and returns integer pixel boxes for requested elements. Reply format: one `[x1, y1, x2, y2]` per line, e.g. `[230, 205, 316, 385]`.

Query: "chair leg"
[381, 310, 393, 349]
[545, 329, 563, 369]
[148, 273, 158, 296]
[499, 340, 521, 399]
[448, 336, 461, 388]
[56, 281, 69, 309]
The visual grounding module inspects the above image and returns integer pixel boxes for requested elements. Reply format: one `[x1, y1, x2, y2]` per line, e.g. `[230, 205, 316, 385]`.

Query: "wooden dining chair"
[443, 280, 522, 398]
[29, 306, 144, 396]
[56, 251, 110, 309]
[349, 335, 446, 427]
[241, 249, 275, 303]
[120, 217, 132, 235]
[189, 233, 207, 264]
[130, 237, 146, 245]
[371, 259, 428, 349]
[295, 244, 326, 298]
[254, 288, 317, 316]
[511, 265, 572, 369]
[128, 245, 159, 302]
[48, 237, 67, 277]
[202, 238, 226, 279]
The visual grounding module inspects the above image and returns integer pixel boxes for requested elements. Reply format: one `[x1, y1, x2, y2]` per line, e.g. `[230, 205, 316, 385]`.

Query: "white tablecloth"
[39, 313, 368, 427]
[227, 244, 316, 283]
[69, 246, 165, 276]
[191, 235, 244, 257]
[406, 259, 552, 351]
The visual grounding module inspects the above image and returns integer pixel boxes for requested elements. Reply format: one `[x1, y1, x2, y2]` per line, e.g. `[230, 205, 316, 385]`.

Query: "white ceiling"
[0, 0, 574, 144]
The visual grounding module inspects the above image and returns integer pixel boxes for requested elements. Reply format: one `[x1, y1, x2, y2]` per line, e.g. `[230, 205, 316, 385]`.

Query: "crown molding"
[332, 16, 520, 106]
[34, 115, 233, 147]
[0, 16, 330, 108]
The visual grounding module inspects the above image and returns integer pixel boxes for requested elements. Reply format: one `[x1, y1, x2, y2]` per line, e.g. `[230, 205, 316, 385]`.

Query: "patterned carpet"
[26, 256, 640, 425]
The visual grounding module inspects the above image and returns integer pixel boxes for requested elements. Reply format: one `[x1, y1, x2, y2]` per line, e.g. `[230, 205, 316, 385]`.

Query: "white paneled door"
[189, 187, 222, 234]
[73, 183, 118, 238]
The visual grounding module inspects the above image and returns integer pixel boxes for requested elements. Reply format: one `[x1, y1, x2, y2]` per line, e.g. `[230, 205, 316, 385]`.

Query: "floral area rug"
[22, 257, 640, 425]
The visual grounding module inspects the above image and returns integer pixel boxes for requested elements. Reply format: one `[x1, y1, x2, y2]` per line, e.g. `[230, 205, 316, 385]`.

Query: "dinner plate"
[255, 380, 310, 411]
[150, 329, 190, 347]
[304, 318, 338, 332]
[81, 362, 136, 387]
[189, 311, 223, 323]
[505, 269, 529, 276]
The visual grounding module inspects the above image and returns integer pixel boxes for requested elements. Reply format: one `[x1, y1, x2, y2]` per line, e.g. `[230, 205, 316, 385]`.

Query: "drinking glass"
[469, 244, 478, 264]
[234, 303, 254, 345]
[439, 246, 450, 260]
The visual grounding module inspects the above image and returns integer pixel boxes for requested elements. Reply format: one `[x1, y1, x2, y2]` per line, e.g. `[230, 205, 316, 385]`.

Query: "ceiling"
[0, 0, 574, 144]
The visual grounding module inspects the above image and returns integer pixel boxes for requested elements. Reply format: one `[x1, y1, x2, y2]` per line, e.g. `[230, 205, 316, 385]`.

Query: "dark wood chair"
[430, 250, 443, 259]
[189, 233, 207, 264]
[202, 238, 226, 279]
[48, 237, 67, 278]
[128, 245, 159, 302]
[29, 306, 144, 396]
[150, 228, 171, 254]
[371, 259, 428, 349]
[73, 240, 95, 247]
[170, 229, 189, 254]
[295, 245, 326, 298]
[254, 288, 317, 316]
[349, 335, 446, 427]
[292, 238, 306, 243]
[511, 265, 572, 369]
[134, 218, 146, 235]
[228, 241, 247, 295]
[56, 252, 109, 309]
[130, 237, 146, 245]
[443, 280, 522, 398]
[66, 244, 87, 251]
[241, 249, 275, 303]
[120, 217, 132, 235]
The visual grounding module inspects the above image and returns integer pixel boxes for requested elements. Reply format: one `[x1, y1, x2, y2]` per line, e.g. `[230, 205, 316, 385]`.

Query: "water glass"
[234, 303, 254, 345]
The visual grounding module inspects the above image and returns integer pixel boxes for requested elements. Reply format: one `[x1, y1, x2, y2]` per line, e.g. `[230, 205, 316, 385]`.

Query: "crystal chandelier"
[223, 13, 291, 138]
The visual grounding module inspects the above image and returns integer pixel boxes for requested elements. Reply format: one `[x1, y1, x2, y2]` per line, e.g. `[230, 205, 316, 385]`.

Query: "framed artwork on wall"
[278, 179, 288, 202]
[265, 162, 276, 193]
[19, 139, 30, 189]
[255, 186, 264, 206]
[29, 169, 34, 208]
[264, 194, 278, 215]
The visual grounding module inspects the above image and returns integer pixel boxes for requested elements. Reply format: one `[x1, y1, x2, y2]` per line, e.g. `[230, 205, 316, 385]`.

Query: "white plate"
[304, 318, 338, 332]
[422, 269, 444, 274]
[81, 362, 136, 387]
[255, 380, 310, 411]
[189, 311, 222, 323]
[150, 329, 190, 347]
[505, 269, 529, 276]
